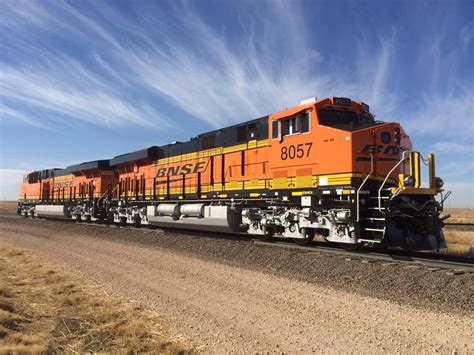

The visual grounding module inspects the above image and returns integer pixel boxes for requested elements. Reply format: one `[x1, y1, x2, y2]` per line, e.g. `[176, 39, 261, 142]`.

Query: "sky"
[0, 0, 473, 206]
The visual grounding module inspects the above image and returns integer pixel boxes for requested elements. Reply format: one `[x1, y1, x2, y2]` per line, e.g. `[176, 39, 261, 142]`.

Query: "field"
[0, 201, 16, 213]
[444, 208, 474, 224]
[0, 243, 194, 353]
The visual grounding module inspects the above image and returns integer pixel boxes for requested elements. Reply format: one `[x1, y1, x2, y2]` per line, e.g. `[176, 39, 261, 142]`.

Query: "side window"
[301, 112, 310, 133]
[280, 112, 310, 137]
[272, 121, 279, 139]
[281, 119, 290, 136]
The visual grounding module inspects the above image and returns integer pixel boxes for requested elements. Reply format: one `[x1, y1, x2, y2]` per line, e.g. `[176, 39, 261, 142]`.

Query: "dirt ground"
[0, 243, 194, 353]
[0, 217, 472, 353]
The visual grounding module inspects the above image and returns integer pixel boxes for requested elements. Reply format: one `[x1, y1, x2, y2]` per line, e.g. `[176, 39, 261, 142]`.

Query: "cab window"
[279, 112, 310, 137]
[318, 109, 358, 127]
[271, 121, 278, 139]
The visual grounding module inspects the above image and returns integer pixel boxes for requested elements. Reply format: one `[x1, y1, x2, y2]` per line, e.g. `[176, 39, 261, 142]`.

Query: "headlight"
[404, 175, 415, 187]
[435, 177, 444, 188]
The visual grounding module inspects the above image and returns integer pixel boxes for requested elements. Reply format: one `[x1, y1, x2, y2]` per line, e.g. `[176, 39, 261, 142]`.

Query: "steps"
[359, 190, 391, 242]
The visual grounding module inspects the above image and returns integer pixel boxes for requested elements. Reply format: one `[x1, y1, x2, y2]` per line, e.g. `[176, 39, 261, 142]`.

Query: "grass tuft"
[0, 242, 196, 354]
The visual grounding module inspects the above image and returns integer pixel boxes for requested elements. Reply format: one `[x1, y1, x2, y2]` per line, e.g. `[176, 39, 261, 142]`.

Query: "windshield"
[318, 109, 377, 130]
[318, 109, 358, 126]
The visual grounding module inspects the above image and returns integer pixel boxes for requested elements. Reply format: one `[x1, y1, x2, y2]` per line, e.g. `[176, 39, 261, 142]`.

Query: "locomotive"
[18, 97, 449, 251]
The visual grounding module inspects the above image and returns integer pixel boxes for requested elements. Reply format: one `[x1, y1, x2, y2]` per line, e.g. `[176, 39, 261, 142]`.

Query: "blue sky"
[0, 0, 473, 206]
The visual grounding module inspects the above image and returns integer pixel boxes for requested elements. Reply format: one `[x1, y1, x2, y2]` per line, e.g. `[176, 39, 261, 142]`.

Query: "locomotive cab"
[314, 98, 446, 250]
[264, 97, 447, 250]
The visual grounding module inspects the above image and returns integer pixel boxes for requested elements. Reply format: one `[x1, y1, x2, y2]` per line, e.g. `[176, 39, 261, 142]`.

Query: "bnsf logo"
[362, 144, 408, 155]
[156, 161, 206, 177]
[54, 181, 72, 189]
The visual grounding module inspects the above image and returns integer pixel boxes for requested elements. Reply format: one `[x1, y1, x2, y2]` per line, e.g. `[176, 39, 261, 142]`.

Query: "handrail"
[378, 150, 408, 213]
[97, 184, 118, 205]
[356, 153, 373, 222]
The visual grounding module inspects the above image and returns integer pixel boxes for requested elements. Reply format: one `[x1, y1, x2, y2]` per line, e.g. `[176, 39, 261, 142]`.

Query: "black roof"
[67, 160, 110, 173]
[109, 146, 162, 166]
[52, 168, 70, 177]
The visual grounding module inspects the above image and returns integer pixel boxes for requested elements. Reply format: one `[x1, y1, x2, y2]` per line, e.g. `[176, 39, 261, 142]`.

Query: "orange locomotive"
[18, 97, 448, 250]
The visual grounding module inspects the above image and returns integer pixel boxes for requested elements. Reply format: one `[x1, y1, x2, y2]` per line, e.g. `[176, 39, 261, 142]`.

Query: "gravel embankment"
[1, 216, 473, 353]
[1, 217, 473, 315]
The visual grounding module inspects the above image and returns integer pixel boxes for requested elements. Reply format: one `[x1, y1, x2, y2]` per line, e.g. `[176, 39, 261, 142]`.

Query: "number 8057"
[280, 142, 313, 160]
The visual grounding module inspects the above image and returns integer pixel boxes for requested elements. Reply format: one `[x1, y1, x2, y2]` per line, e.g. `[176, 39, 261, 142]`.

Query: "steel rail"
[252, 240, 474, 273]
[445, 222, 474, 226]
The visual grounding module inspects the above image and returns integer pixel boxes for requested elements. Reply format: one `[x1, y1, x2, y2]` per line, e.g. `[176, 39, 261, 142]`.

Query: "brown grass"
[0, 243, 196, 354]
[443, 230, 473, 256]
[444, 208, 474, 224]
[0, 201, 17, 213]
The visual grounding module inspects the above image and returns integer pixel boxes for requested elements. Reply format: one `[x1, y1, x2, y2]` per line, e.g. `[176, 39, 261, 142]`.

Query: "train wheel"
[133, 216, 141, 228]
[294, 228, 314, 245]
[85, 215, 92, 223]
[294, 236, 313, 245]
[259, 226, 274, 242]
[339, 243, 362, 251]
[120, 217, 127, 226]
[107, 213, 115, 224]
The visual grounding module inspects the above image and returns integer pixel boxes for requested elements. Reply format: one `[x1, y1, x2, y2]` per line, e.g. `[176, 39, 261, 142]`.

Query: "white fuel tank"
[157, 204, 180, 217]
[180, 203, 205, 218]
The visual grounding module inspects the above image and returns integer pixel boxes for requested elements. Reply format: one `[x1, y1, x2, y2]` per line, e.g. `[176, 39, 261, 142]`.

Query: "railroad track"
[445, 222, 474, 226]
[444, 222, 474, 232]
[253, 240, 474, 273]
[2, 212, 473, 272]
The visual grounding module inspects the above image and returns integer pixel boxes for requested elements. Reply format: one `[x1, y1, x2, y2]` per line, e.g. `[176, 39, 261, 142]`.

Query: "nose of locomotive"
[352, 122, 412, 177]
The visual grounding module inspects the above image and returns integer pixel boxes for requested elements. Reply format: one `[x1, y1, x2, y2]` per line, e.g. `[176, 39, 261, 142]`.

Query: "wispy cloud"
[460, 22, 474, 50]
[433, 142, 474, 154]
[0, 104, 48, 129]
[404, 89, 474, 140]
[0, 0, 397, 129]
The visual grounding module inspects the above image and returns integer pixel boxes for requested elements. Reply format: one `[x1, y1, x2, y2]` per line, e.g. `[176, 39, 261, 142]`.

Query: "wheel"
[107, 212, 115, 224]
[85, 215, 92, 223]
[120, 217, 127, 226]
[75, 214, 81, 222]
[294, 228, 314, 245]
[339, 243, 362, 251]
[258, 225, 274, 242]
[294, 236, 313, 245]
[133, 216, 141, 228]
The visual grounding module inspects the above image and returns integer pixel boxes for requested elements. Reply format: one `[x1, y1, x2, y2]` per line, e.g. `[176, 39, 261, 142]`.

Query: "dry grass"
[442, 208, 474, 255]
[443, 230, 473, 256]
[444, 208, 474, 224]
[0, 201, 17, 213]
[0, 243, 196, 354]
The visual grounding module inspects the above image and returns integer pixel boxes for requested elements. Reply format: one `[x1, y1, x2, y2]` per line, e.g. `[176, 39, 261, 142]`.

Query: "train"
[18, 97, 449, 251]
